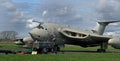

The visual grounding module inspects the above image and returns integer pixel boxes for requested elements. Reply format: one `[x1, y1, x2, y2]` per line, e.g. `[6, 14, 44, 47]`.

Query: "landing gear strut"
[97, 42, 108, 52]
[53, 45, 60, 54]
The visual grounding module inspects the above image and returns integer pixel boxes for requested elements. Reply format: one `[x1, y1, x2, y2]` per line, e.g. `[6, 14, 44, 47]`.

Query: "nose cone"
[14, 40, 24, 45]
[23, 37, 33, 42]
[29, 28, 50, 41]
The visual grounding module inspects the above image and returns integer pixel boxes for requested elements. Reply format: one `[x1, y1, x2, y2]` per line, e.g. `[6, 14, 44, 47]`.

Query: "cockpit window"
[38, 36, 40, 37]
[37, 25, 44, 29]
[37, 24, 47, 30]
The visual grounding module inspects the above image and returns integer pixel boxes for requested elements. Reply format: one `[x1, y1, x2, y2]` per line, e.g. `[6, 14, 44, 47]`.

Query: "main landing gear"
[97, 42, 108, 52]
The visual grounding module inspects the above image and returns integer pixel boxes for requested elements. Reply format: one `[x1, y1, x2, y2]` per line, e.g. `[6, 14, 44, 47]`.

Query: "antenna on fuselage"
[32, 20, 44, 29]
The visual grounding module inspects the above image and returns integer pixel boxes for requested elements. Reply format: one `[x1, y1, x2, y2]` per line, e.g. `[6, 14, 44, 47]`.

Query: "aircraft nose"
[14, 39, 24, 45]
[29, 28, 50, 41]
[14, 40, 24, 45]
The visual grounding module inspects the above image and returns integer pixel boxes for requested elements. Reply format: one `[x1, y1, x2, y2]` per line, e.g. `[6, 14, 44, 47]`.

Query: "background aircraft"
[15, 20, 120, 53]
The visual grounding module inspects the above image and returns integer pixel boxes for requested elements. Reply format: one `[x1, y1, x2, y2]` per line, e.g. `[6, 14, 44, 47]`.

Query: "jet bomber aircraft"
[15, 20, 120, 53]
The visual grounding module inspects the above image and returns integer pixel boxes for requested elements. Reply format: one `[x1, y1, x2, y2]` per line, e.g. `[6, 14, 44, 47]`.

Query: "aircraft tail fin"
[93, 20, 120, 35]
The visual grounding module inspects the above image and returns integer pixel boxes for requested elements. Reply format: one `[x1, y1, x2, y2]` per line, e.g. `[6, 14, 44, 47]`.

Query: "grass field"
[0, 44, 120, 61]
[0, 53, 120, 61]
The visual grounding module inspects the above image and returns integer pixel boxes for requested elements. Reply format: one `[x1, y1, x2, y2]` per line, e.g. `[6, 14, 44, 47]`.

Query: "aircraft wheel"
[51, 48, 54, 53]
[97, 49, 106, 52]
[57, 47, 60, 52]
[42, 48, 48, 54]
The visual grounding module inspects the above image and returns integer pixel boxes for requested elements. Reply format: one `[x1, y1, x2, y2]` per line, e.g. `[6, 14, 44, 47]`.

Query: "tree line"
[0, 31, 18, 40]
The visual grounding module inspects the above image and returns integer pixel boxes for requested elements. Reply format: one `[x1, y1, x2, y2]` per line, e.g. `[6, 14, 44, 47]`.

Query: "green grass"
[0, 44, 21, 49]
[61, 45, 119, 52]
[61, 45, 99, 51]
[0, 44, 120, 61]
[0, 53, 120, 61]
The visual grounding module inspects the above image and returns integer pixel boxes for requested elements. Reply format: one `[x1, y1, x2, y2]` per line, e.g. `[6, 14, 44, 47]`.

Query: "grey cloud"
[34, 1, 76, 21]
[0, 0, 32, 37]
[96, 0, 120, 36]
[97, 0, 120, 20]
[1, 0, 120, 37]
[31, 0, 96, 29]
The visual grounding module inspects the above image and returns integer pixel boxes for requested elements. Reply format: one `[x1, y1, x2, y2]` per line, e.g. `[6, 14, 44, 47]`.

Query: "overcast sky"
[0, 0, 120, 37]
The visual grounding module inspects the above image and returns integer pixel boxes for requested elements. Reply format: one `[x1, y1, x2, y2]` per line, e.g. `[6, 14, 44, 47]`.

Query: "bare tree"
[0, 31, 18, 40]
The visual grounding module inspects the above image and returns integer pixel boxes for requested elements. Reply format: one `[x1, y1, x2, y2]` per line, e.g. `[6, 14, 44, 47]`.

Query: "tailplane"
[92, 20, 120, 35]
